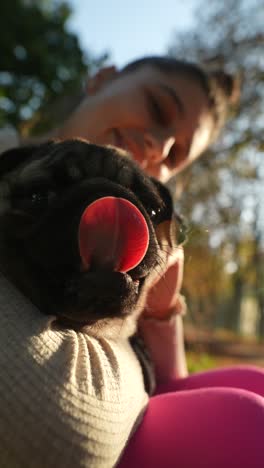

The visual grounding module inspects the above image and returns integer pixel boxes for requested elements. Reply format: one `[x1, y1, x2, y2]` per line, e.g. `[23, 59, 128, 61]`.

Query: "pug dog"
[0, 139, 185, 333]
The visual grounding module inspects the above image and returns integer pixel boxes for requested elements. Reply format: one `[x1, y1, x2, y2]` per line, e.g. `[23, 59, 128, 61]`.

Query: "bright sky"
[68, 0, 198, 68]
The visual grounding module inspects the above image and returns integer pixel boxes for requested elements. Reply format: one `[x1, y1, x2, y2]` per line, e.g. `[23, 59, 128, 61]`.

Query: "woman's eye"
[145, 88, 176, 127]
[145, 90, 169, 126]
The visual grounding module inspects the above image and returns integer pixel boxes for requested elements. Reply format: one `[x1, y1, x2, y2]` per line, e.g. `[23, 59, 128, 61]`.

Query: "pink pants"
[118, 366, 264, 468]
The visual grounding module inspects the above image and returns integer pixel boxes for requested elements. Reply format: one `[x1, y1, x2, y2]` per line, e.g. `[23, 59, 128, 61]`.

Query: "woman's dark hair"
[121, 56, 240, 143]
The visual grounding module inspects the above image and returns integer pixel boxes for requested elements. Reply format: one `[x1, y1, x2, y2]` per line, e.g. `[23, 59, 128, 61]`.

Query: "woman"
[2, 56, 264, 467]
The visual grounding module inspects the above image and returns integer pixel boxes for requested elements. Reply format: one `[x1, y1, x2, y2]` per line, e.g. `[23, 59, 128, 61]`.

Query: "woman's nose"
[144, 132, 175, 164]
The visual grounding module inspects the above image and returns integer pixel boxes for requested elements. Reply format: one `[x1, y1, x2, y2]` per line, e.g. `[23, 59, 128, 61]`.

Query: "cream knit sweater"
[0, 274, 149, 468]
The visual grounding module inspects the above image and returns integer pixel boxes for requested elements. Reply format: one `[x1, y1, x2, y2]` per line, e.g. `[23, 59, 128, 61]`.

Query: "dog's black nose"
[78, 196, 149, 273]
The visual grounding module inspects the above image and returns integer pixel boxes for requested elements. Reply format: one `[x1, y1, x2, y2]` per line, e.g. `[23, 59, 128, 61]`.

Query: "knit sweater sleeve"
[0, 275, 148, 468]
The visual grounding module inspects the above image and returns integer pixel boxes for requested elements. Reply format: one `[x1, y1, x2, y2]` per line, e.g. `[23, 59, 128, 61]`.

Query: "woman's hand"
[139, 244, 188, 379]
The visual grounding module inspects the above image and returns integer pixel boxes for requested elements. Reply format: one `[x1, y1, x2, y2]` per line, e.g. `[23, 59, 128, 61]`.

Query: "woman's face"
[69, 65, 215, 183]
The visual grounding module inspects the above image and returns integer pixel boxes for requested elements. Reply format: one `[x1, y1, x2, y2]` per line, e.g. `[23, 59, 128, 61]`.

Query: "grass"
[187, 352, 216, 373]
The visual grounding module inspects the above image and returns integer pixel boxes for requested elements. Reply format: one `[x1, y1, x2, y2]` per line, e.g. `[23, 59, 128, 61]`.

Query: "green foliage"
[0, 0, 104, 134]
[187, 352, 216, 373]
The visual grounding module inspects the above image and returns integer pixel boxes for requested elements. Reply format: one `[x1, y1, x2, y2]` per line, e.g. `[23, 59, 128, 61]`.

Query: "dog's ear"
[0, 141, 54, 177]
[0, 146, 37, 177]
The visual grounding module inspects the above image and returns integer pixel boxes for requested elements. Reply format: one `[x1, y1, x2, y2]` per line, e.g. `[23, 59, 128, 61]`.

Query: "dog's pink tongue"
[79, 196, 149, 273]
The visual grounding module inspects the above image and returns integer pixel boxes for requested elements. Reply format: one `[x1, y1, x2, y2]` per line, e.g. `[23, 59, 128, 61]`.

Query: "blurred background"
[1, 0, 264, 370]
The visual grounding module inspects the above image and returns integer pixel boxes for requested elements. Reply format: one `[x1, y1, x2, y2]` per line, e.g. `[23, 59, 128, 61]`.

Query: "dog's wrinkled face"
[0, 139, 184, 327]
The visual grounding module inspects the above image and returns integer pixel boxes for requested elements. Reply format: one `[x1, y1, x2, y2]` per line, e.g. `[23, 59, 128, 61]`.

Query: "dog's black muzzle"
[6, 177, 158, 324]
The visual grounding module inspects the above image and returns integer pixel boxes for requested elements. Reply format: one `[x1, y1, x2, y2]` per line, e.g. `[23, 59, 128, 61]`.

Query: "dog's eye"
[150, 207, 161, 220]
[150, 207, 166, 225]
[12, 187, 55, 212]
[30, 190, 54, 204]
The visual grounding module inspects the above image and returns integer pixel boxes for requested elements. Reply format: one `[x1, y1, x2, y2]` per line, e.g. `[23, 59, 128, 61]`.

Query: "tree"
[169, 0, 264, 334]
[0, 0, 106, 134]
